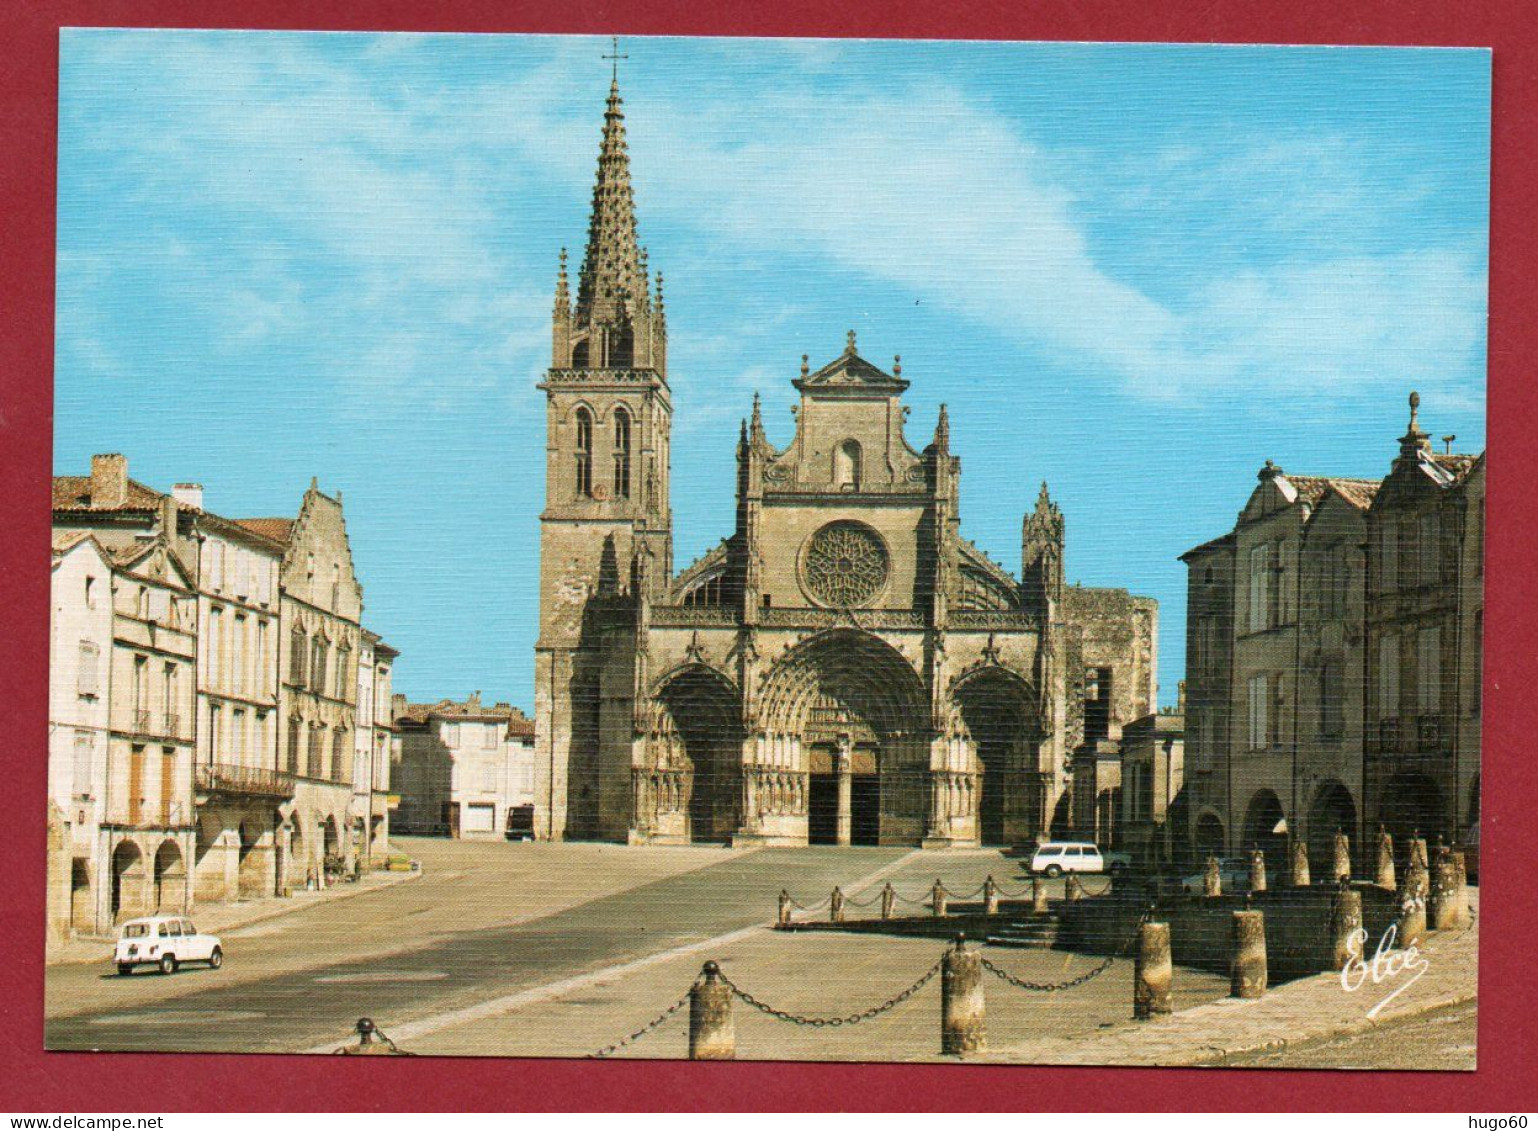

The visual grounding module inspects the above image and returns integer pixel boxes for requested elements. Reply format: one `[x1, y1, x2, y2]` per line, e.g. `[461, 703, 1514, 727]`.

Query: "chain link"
[720, 959, 943, 1028]
[589, 983, 697, 1059]
[979, 952, 1116, 993]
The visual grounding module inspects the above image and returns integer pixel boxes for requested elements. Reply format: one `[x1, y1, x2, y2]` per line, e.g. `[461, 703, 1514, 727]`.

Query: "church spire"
[575, 71, 647, 326]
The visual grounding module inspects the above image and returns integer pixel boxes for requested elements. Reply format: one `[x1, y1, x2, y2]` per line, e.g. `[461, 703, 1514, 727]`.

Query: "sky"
[54, 31, 1490, 708]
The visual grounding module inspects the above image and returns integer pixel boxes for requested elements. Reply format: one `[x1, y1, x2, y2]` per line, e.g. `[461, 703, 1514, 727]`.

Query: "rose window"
[803, 521, 889, 607]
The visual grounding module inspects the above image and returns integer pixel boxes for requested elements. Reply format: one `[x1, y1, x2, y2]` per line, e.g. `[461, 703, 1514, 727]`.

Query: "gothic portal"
[532, 72, 1156, 847]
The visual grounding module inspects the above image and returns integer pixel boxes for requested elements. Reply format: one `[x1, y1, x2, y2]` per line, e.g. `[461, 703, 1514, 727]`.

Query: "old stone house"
[393, 694, 537, 838]
[1180, 395, 1482, 874]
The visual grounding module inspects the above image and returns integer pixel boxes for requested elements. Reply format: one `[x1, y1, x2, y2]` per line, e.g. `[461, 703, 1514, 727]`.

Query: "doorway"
[850, 775, 880, 845]
[808, 774, 839, 844]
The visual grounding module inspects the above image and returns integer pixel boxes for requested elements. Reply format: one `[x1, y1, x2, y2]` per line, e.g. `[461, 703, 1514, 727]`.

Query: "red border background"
[2, 0, 1534, 1113]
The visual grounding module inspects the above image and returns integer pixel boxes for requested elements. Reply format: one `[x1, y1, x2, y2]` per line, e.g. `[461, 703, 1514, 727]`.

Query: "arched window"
[834, 438, 862, 491]
[574, 407, 593, 498]
[610, 325, 635, 368]
[613, 408, 633, 500]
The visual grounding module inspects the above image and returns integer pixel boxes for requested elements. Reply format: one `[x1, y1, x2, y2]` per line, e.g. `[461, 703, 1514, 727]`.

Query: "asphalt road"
[46, 839, 915, 1054]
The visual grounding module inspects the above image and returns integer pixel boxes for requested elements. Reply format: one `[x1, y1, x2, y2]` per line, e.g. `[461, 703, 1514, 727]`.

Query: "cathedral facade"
[533, 76, 1156, 848]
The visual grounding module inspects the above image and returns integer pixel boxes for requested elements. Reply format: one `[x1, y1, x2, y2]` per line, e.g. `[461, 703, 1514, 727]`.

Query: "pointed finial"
[1038, 480, 1051, 503]
[934, 403, 950, 450]
[893, 354, 901, 376]
[1408, 390, 1421, 430]
[846, 329, 857, 354]
[800, 354, 809, 378]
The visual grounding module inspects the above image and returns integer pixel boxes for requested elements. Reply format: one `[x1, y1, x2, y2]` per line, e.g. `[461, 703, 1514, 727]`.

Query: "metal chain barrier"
[719, 958, 943, 1028]
[589, 982, 699, 1059]
[980, 951, 1116, 993]
[978, 905, 1148, 994]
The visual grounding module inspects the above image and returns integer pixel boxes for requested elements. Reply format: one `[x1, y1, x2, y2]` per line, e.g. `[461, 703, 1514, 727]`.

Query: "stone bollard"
[688, 962, 735, 1060]
[940, 934, 985, 1056]
[1065, 875, 1084, 902]
[1405, 840, 1430, 903]
[983, 875, 999, 916]
[1290, 839, 1311, 887]
[1398, 893, 1426, 950]
[1204, 856, 1222, 898]
[1230, 910, 1267, 999]
[932, 879, 948, 918]
[1451, 850, 1471, 924]
[881, 882, 896, 921]
[337, 1017, 408, 1056]
[830, 886, 845, 923]
[777, 890, 793, 928]
[1134, 921, 1173, 1019]
[1032, 876, 1049, 914]
[1330, 881, 1363, 971]
[1375, 828, 1396, 891]
[1249, 849, 1267, 893]
[1428, 853, 1466, 930]
[1333, 829, 1352, 882]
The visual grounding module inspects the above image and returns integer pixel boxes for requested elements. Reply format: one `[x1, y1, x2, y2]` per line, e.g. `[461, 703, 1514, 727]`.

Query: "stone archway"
[645, 666, 743, 844]
[953, 667, 1037, 846]
[153, 839, 186, 913]
[110, 841, 144, 923]
[1308, 779, 1358, 879]
[759, 630, 930, 845]
[1241, 789, 1288, 874]
[1195, 811, 1226, 858]
[1381, 772, 1444, 861]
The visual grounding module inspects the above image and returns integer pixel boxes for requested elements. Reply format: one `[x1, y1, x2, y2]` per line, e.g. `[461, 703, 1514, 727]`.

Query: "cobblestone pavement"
[1214, 998, 1476, 1070]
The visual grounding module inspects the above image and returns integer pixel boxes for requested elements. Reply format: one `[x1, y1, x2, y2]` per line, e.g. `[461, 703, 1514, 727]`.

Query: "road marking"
[92, 1009, 267, 1026]
[314, 970, 449, 984]
[301, 849, 921, 1053]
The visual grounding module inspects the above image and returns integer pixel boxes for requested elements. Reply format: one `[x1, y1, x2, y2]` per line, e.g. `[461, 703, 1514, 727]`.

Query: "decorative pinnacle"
[1408, 390, 1422, 432]
[893, 354, 901, 376]
[846, 329, 857, 354]
[800, 354, 809, 378]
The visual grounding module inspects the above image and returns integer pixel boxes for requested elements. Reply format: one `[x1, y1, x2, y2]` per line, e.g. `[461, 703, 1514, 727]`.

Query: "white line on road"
[302, 849, 922, 1053]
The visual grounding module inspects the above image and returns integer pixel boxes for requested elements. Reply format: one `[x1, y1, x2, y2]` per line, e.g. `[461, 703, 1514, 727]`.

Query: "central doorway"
[808, 773, 839, 844]
[850, 774, 880, 845]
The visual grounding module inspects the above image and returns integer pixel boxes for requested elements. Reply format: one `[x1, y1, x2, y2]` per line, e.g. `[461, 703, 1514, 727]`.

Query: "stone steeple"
[576, 77, 646, 324]
[1022, 481, 1065, 614]
[551, 72, 667, 375]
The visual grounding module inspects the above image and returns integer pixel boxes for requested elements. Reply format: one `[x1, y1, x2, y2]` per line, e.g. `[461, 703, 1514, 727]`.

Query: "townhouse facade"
[49, 454, 397, 933]
[1179, 395, 1483, 876]
[392, 694, 537, 839]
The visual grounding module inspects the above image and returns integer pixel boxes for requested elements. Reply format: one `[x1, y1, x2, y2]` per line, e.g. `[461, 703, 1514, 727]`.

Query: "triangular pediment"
[795, 350, 909, 394]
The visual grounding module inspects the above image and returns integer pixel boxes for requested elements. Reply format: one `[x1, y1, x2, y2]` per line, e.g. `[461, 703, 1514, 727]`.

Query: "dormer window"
[834, 439, 862, 491]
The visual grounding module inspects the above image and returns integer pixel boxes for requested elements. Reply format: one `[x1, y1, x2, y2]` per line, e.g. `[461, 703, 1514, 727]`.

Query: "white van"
[1029, 841, 1105, 877]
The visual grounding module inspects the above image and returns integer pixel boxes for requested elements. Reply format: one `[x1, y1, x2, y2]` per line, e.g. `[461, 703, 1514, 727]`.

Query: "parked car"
[506, 804, 536, 841]
[1179, 857, 1252, 895]
[114, 915, 223, 976]
[1029, 841, 1107, 877]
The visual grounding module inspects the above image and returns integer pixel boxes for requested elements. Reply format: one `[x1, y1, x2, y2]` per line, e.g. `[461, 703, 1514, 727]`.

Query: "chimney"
[159, 494, 178, 539]
[391, 692, 408, 717]
[90, 454, 128, 509]
[172, 483, 204, 510]
[468, 690, 482, 711]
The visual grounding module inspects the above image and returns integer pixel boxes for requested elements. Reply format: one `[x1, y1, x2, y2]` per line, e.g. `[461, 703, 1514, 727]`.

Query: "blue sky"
[54, 31, 1490, 708]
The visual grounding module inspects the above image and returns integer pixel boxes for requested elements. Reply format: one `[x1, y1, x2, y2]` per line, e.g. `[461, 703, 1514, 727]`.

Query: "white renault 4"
[114, 915, 223, 976]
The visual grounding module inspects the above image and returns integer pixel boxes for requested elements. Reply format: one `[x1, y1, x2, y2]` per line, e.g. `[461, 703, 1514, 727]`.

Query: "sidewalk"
[48, 866, 422, 967]
[981, 895, 1479, 1067]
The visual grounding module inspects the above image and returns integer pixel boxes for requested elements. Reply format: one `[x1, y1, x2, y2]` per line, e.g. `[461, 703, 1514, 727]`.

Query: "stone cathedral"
[533, 74, 1157, 848]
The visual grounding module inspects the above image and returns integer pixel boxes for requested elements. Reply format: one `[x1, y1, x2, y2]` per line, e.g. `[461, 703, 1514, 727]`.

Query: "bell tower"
[535, 59, 673, 840]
